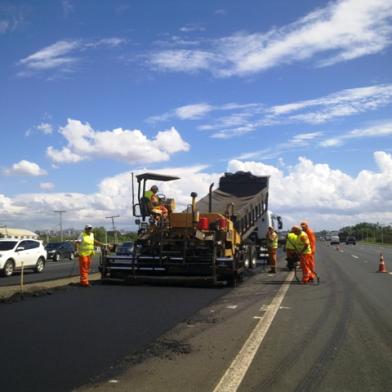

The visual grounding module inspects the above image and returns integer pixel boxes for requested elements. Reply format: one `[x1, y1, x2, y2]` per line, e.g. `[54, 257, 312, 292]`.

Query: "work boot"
[268, 267, 276, 273]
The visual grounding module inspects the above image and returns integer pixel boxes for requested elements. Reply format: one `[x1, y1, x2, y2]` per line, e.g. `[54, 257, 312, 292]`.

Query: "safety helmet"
[85, 224, 93, 230]
[151, 185, 158, 192]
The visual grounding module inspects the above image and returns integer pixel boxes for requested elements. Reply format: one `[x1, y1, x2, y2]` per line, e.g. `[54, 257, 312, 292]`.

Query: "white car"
[0, 238, 47, 277]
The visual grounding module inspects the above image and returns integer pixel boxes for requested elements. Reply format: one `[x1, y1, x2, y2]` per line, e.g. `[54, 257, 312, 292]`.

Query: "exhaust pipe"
[209, 183, 214, 213]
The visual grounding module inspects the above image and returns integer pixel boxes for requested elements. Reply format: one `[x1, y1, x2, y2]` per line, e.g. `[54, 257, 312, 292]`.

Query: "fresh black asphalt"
[0, 282, 229, 392]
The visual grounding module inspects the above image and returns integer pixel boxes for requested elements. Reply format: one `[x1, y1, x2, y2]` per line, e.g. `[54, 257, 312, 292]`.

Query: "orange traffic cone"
[377, 253, 387, 273]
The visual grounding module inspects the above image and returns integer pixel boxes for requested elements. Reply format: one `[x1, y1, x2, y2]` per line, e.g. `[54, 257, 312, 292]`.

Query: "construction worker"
[301, 221, 317, 277]
[292, 225, 315, 284]
[144, 185, 168, 218]
[266, 226, 278, 273]
[75, 224, 106, 287]
[285, 227, 299, 270]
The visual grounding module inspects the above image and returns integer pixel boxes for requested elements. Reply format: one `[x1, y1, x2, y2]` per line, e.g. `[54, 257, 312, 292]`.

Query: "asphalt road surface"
[0, 255, 101, 287]
[1, 243, 391, 392]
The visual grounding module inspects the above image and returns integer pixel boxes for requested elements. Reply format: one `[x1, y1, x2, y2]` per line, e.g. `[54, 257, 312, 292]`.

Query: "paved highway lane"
[76, 244, 392, 392]
[0, 256, 101, 287]
[0, 282, 230, 392]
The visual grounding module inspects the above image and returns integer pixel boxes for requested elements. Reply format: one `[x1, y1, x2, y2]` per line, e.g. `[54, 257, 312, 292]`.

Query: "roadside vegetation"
[39, 227, 137, 245]
[319, 222, 392, 245]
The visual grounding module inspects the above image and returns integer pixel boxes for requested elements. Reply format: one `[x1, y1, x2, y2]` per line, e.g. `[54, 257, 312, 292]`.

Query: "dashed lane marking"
[226, 305, 238, 310]
[213, 271, 294, 392]
[352, 255, 359, 259]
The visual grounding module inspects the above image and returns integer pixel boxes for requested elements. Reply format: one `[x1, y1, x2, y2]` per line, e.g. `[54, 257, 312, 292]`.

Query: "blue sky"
[1, 0, 392, 231]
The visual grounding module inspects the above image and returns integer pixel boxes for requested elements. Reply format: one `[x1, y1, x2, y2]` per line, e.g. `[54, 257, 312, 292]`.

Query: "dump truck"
[100, 171, 282, 286]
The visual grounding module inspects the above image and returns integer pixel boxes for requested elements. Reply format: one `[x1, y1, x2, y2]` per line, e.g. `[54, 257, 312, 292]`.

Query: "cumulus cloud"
[228, 151, 392, 229]
[147, 0, 392, 77]
[46, 119, 190, 165]
[3, 160, 47, 176]
[1, 153, 392, 230]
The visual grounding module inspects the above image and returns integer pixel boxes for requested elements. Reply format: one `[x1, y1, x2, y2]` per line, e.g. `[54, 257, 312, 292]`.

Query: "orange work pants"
[79, 255, 92, 286]
[268, 248, 277, 266]
[309, 253, 316, 276]
[300, 253, 315, 283]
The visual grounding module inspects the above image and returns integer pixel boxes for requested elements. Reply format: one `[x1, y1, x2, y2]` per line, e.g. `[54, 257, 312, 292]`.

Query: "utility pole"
[54, 210, 66, 242]
[106, 215, 120, 244]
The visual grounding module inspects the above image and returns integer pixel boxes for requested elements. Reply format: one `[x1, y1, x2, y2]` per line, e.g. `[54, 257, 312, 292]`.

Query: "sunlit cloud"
[3, 160, 47, 176]
[46, 119, 190, 165]
[147, 0, 392, 77]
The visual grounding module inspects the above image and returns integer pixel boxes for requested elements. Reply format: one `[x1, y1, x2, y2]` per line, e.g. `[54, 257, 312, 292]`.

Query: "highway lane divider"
[212, 271, 294, 392]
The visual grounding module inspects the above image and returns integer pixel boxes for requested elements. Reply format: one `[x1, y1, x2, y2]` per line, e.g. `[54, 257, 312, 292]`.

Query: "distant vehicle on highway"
[0, 239, 47, 277]
[115, 241, 134, 256]
[330, 235, 340, 245]
[45, 242, 75, 261]
[346, 236, 356, 245]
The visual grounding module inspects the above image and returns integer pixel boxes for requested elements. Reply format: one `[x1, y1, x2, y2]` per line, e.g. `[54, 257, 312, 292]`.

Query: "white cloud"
[175, 103, 213, 119]
[3, 160, 47, 176]
[62, 0, 74, 17]
[37, 122, 53, 134]
[18, 38, 126, 75]
[46, 119, 190, 165]
[179, 24, 206, 33]
[19, 40, 80, 71]
[0, 5, 24, 34]
[227, 151, 392, 229]
[40, 182, 55, 191]
[320, 121, 392, 147]
[0, 20, 10, 33]
[2, 152, 392, 230]
[148, 49, 217, 73]
[147, 0, 392, 77]
[149, 83, 392, 139]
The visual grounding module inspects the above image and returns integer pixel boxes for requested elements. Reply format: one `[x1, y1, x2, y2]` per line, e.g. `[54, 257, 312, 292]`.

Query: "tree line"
[319, 222, 392, 245]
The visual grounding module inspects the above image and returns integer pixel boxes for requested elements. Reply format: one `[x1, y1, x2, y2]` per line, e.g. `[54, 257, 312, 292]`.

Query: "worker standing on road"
[144, 185, 168, 218]
[285, 227, 299, 271]
[266, 226, 278, 273]
[301, 221, 317, 277]
[292, 226, 315, 284]
[75, 224, 106, 287]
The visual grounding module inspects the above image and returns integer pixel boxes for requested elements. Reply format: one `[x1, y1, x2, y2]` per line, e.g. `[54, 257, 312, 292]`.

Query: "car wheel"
[54, 253, 60, 262]
[2, 259, 15, 277]
[69, 252, 74, 260]
[35, 257, 45, 273]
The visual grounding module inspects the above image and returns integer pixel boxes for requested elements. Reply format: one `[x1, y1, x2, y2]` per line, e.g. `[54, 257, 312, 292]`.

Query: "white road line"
[352, 255, 359, 259]
[226, 305, 238, 310]
[213, 271, 294, 392]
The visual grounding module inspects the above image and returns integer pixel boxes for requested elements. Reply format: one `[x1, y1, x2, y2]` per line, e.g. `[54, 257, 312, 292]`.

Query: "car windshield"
[0, 241, 18, 251]
[46, 243, 62, 249]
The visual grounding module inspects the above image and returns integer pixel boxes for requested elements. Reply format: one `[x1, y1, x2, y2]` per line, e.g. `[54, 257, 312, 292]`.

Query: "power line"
[54, 210, 66, 242]
[106, 215, 120, 244]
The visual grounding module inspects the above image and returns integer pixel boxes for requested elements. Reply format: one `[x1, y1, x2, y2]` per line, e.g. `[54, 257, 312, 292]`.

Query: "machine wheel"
[2, 259, 14, 277]
[54, 253, 60, 262]
[35, 257, 45, 273]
